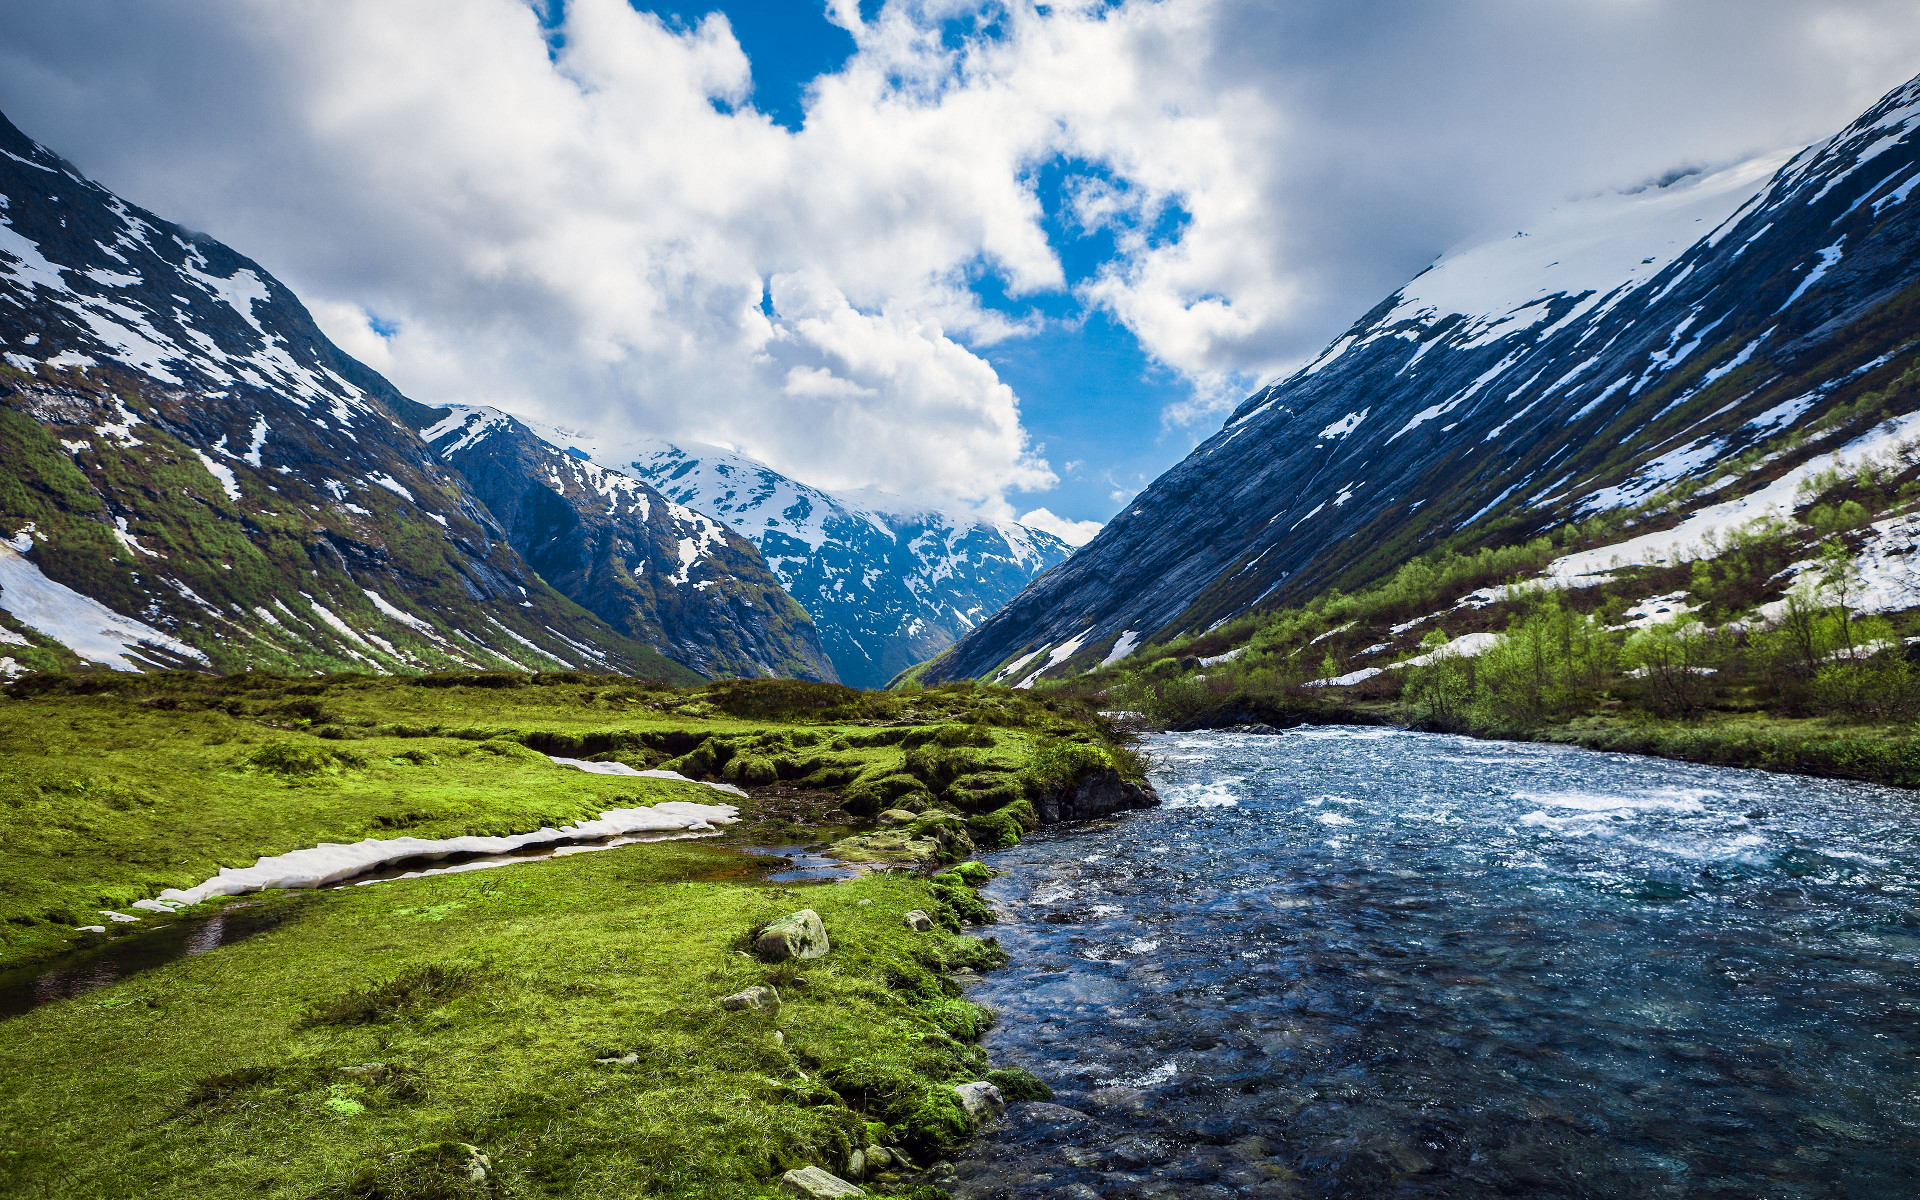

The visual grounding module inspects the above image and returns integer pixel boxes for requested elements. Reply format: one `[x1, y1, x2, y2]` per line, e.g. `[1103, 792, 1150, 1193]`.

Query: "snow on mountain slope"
[421, 406, 834, 681]
[0, 108, 781, 681]
[929, 69, 1920, 684]
[475, 421, 1073, 687]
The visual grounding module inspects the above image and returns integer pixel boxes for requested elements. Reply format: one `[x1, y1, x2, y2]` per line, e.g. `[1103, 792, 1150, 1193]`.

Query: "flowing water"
[948, 728, 1920, 1200]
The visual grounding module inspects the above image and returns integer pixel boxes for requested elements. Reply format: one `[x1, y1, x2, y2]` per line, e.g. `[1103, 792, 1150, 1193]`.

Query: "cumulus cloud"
[3, 0, 1919, 508]
[1018, 507, 1104, 547]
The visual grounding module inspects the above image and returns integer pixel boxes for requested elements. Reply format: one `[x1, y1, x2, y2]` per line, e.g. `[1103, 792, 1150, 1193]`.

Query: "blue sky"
[7, 0, 1920, 541]
[637, 0, 1214, 524]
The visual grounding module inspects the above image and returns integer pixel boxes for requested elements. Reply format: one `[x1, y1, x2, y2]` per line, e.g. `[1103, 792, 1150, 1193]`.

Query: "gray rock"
[953, 1080, 1006, 1124]
[756, 909, 830, 961]
[779, 1165, 866, 1197]
[719, 984, 781, 1015]
[337, 1062, 390, 1082]
[903, 909, 934, 932]
[845, 1148, 865, 1180]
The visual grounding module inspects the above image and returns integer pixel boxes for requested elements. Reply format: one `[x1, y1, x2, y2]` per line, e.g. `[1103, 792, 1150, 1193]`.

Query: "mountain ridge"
[926, 70, 1920, 684]
[0, 108, 823, 681]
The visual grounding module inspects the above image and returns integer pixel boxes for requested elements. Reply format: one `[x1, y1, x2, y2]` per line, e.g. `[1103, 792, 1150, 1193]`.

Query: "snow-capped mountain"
[0, 109, 823, 680]
[421, 407, 833, 681]
[475, 422, 1073, 687]
[929, 70, 1920, 683]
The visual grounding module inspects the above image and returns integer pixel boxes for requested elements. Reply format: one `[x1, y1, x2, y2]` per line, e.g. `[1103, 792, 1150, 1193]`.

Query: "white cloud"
[1019, 507, 1103, 547]
[4, 0, 1920, 506]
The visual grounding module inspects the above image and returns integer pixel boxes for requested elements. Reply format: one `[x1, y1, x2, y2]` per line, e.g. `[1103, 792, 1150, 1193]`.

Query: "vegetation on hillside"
[1043, 424, 1920, 788]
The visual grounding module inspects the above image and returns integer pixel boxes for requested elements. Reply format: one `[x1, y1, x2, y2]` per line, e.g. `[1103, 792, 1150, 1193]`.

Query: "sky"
[3, 2, 1920, 545]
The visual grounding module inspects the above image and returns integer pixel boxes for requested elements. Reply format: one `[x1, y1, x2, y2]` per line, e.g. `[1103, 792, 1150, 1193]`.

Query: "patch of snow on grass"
[1101, 629, 1141, 668]
[157, 799, 741, 905]
[0, 542, 206, 668]
[193, 449, 242, 501]
[548, 756, 749, 798]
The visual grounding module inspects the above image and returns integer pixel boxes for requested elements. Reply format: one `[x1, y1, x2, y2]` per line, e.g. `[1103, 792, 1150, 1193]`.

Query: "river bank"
[0, 672, 1150, 1199]
[1156, 694, 1920, 791]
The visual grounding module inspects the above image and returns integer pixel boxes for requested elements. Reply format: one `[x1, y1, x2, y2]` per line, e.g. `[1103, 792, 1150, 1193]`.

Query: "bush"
[1022, 741, 1111, 795]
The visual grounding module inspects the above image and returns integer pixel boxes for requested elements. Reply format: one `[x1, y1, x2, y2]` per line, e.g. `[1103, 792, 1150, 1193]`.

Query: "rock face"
[755, 909, 830, 961]
[929, 71, 1920, 683]
[1034, 769, 1160, 824]
[616, 440, 1075, 687]
[0, 107, 790, 680]
[422, 407, 834, 681]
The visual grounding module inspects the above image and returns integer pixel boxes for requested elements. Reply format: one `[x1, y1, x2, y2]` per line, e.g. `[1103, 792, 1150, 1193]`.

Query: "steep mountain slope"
[0, 110, 808, 680]
[930, 70, 1920, 684]
[421, 407, 834, 680]
[615, 441, 1072, 687]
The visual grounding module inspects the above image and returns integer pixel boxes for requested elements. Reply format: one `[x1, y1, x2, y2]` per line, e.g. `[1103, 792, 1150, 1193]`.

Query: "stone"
[863, 1146, 890, 1172]
[337, 1062, 390, 1082]
[779, 1165, 866, 1197]
[878, 808, 917, 825]
[719, 985, 781, 1015]
[1033, 769, 1160, 824]
[856, 898, 872, 906]
[903, 909, 934, 932]
[845, 1148, 865, 1180]
[756, 910, 830, 961]
[953, 1080, 1006, 1124]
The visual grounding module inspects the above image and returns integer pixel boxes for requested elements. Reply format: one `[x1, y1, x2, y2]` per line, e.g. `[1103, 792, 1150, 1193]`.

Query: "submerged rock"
[757, 910, 830, 961]
[779, 1165, 866, 1197]
[719, 985, 781, 1016]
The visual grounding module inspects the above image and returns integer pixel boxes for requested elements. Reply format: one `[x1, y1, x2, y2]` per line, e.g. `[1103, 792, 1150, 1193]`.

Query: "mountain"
[928, 70, 1920, 684]
[420, 407, 834, 681]
[477, 426, 1074, 687]
[0, 110, 822, 680]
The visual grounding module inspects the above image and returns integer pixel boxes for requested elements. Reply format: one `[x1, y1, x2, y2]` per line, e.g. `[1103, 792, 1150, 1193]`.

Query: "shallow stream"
[949, 728, 1920, 1199]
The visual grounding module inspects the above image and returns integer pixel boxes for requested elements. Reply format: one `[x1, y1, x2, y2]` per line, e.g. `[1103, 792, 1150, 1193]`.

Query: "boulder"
[878, 808, 918, 825]
[719, 985, 781, 1016]
[953, 1080, 1006, 1124]
[756, 910, 830, 961]
[1033, 768, 1159, 824]
[779, 1165, 866, 1197]
[903, 909, 934, 932]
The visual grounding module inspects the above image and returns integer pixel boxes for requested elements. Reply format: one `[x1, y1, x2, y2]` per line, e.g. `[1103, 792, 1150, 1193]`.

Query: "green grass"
[0, 671, 1131, 1198]
[0, 672, 1138, 969]
[0, 840, 1009, 1199]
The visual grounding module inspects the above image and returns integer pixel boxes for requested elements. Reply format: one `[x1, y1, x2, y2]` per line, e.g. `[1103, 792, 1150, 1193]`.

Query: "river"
[948, 727, 1920, 1199]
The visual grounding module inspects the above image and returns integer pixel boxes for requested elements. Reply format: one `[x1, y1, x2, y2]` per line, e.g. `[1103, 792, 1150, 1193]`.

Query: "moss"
[964, 799, 1037, 850]
[984, 1066, 1052, 1102]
